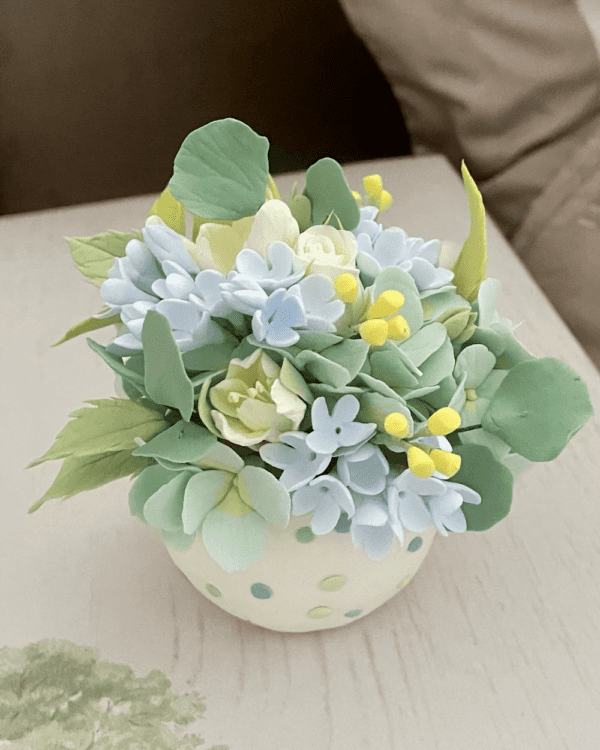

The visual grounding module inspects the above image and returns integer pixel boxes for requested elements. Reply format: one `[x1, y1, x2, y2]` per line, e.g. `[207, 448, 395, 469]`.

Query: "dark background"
[0, 0, 410, 216]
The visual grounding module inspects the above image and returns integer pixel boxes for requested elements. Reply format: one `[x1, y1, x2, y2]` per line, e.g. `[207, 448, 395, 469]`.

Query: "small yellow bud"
[384, 412, 410, 438]
[368, 290, 405, 319]
[387, 315, 410, 341]
[351, 190, 362, 203]
[377, 189, 393, 212]
[359, 319, 389, 346]
[363, 174, 383, 198]
[407, 446, 435, 478]
[427, 407, 462, 436]
[430, 449, 461, 477]
[334, 273, 359, 304]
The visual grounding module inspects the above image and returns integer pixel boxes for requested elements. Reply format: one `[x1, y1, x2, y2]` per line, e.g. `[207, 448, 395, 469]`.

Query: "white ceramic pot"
[167, 514, 436, 632]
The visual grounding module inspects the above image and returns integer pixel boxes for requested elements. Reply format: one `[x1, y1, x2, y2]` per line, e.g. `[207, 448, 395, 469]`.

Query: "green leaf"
[295, 331, 343, 352]
[28, 399, 169, 467]
[143, 470, 194, 532]
[289, 193, 312, 232]
[303, 157, 360, 230]
[148, 187, 186, 234]
[28, 450, 152, 512]
[182, 338, 238, 372]
[372, 267, 424, 335]
[452, 444, 514, 531]
[294, 349, 351, 388]
[133, 419, 217, 463]
[167, 118, 270, 221]
[129, 463, 177, 519]
[400, 322, 447, 368]
[481, 358, 594, 461]
[182, 470, 233, 534]
[66, 230, 142, 286]
[452, 162, 487, 302]
[280, 358, 314, 403]
[320, 338, 370, 382]
[201, 507, 267, 571]
[52, 310, 121, 347]
[369, 344, 419, 389]
[87, 338, 146, 390]
[142, 310, 194, 421]
[237, 465, 291, 527]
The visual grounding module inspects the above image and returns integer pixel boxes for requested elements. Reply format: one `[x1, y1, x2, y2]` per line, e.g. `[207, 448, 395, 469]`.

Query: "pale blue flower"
[292, 475, 355, 534]
[234, 242, 305, 291]
[219, 275, 269, 316]
[252, 288, 307, 347]
[337, 443, 389, 495]
[350, 494, 394, 559]
[259, 432, 331, 491]
[306, 395, 376, 454]
[288, 275, 345, 332]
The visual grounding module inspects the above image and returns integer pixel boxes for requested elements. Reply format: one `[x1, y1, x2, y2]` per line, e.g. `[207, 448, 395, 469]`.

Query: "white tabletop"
[2, 155, 600, 749]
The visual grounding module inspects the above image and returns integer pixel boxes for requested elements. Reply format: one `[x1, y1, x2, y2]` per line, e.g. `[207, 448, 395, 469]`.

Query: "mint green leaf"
[52, 311, 121, 347]
[66, 230, 142, 286]
[142, 310, 194, 421]
[87, 339, 148, 397]
[148, 187, 186, 234]
[182, 470, 232, 534]
[294, 349, 351, 388]
[296, 331, 343, 352]
[481, 358, 594, 461]
[372, 267, 424, 335]
[369, 343, 419, 389]
[452, 444, 514, 531]
[143, 471, 194, 532]
[182, 338, 238, 371]
[289, 193, 312, 232]
[129, 464, 177, 518]
[168, 118, 270, 220]
[133, 419, 217, 463]
[400, 322, 447, 368]
[28, 399, 169, 467]
[417, 337, 455, 387]
[320, 338, 370, 382]
[303, 157, 360, 230]
[237, 465, 291, 527]
[356, 372, 405, 401]
[201, 507, 267, 571]
[29, 450, 152, 512]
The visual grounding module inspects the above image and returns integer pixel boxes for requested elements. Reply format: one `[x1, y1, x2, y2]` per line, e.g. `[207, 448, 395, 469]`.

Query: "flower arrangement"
[29, 118, 593, 575]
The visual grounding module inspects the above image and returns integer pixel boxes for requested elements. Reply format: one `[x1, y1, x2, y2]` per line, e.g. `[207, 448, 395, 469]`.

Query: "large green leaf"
[132, 419, 217, 463]
[141, 310, 194, 422]
[28, 399, 169, 467]
[452, 163, 487, 302]
[320, 338, 370, 382]
[481, 358, 593, 461]
[87, 339, 146, 392]
[66, 230, 142, 286]
[452, 444, 514, 531]
[52, 311, 121, 347]
[129, 464, 178, 519]
[237, 465, 291, 527]
[303, 157, 360, 230]
[29, 450, 152, 512]
[167, 118, 270, 220]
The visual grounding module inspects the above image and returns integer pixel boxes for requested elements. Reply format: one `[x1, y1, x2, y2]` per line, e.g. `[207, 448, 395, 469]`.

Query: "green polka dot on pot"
[344, 609, 362, 618]
[295, 526, 315, 543]
[205, 583, 221, 597]
[407, 536, 423, 552]
[318, 575, 347, 591]
[307, 606, 332, 619]
[250, 583, 273, 599]
[397, 576, 411, 589]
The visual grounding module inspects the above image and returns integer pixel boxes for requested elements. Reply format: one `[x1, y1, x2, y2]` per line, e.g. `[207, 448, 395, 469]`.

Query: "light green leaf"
[182, 470, 233, 534]
[66, 230, 142, 286]
[399, 322, 447, 368]
[372, 267, 424, 335]
[201, 507, 267, 571]
[294, 349, 351, 388]
[168, 118, 270, 220]
[369, 344, 419, 389]
[357, 372, 406, 401]
[417, 337, 455, 387]
[358, 392, 413, 434]
[132, 419, 217, 463]
[280, 358, 314, 404]
[182, 339, 238, 372]
[237, 465, 291, 527]
[28, 450, 152, 512]
[129, 463, 178, 519]
[296, 331, 342, 352]
[320, 338, 370, 382]
[142, 310, 194, 421]
[27, 398, 169, 467]
[52, 310, 121, 347]
[289, 193, 312, 232]
[452, 162, 487, 302]
[303, 157, 360, 230]
[197, 440, 244, 472]
[87, 338, 146, 390]
[143, 470, 194, 532]
[481, 358, 594, 461]
[148, 187, 186, 234]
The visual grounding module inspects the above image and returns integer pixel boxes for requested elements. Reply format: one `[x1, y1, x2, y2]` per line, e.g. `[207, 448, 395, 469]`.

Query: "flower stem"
[454, 424, 483, 433]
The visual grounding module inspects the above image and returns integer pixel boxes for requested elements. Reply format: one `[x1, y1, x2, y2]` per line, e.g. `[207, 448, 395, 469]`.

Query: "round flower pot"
[166, 514, 436, 632]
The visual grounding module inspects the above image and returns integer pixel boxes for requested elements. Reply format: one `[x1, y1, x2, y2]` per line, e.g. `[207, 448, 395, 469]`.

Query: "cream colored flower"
[190, 215, 255, 273]
[296, 224, 358, 281]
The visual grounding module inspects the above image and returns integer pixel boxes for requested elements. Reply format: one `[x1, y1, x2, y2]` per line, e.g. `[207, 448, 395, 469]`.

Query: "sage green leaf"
[452, 444, 514, 531]
[452, 162, 487, 302]
[303, 157, 360, 230]
[237, 465, 291, 527]
[296, 331, 343, 352]
[294, 349, 351, 388]
[129, 464, 177, 519]
[197, 376, 220, 435]
[369, 344, 419, 389]
[280, 358, 314, 403]
[358, 392, 413, 434]
[404, 385, 441, 401]
[481, 358, 594, 461]
[356, 373, 404, 401]
[132, 419, 217, 463]
[197, 441, 244, 472]
[201, 507, 267, 571]
[87, 339, 145, 388]
[28, 451, 152, 512]
[400, 322, 447, 368]
[148, 187, 186, 234]
[372, 267, 424, 335]
[66, 230, 142, 286]
[168, 118, 270, 220]
[142, 310, 194, 421]
[289, 193, 312, 232]
[52, 311, 121, 347]
[143, 470, 194, 532]
[182, 339, 238, 371]
[320, 338, 370, 382]
[308, 383, 363, 397]
[28, 399, 169, 467]
[417, 337, 455, 387]
[182, 470, 233, 534]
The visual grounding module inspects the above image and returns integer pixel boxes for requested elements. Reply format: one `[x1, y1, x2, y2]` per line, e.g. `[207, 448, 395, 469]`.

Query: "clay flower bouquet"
[28, 119, 593, 632]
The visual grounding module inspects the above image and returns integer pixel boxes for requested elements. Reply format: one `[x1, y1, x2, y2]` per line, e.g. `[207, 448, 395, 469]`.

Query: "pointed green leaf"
[66, 230, 142, 286]
[481, 358, 593, 461]
[52, 311, 121, 347]
[294, 349, 351, 388]
[87, 338, 145, 386]
[182, 470, 233, 534]
[142, 310, 194, 421]
[182, 338, 238, 371]
[132, 419, 217, 463]
[201, 507, 267, 571]
[280, 358, 314, 404]
[148, 187, 186, 234]
[28, 450, 152, 512]
[168, 118, 270, 220]
[143, 470, 194, 532]
[452, 162, 487, 302]
[400, 322, 447, 368]
[129, 463, 178, 519]
[237, 465, 291, 527]
[27, 399, 169, 467]
[303, 157, 360, 230]
[197, 441, 244, 472]
[296, 331, 343, 352]
[452, 444, 514, 531]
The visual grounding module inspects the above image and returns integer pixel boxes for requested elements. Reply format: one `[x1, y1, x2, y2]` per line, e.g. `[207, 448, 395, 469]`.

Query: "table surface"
[2, 155, 600, 750]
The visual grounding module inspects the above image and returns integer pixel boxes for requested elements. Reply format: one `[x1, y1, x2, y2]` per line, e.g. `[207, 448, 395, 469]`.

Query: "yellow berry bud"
[430, 449, 461, 477]
[387, 315, 410, 341]
[407, 446, 435, 478]
[363, 174, 383, 199]
[377, 189, 393, 212]
[368, 290, 405, 319]
[384, 412, 410, 438]
[359, 319, 389, 346]
[351, 190, 362, 203]
[334, 273, 359, 304]
[427, 407, 462, 436]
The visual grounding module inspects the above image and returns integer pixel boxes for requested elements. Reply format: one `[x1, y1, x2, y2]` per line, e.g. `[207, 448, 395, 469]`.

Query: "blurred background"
[0, 0, 409, 216]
